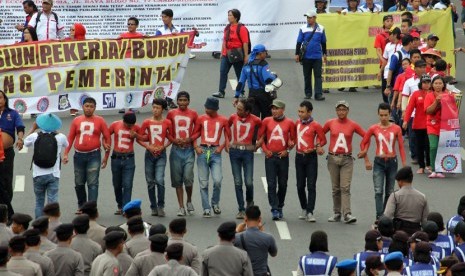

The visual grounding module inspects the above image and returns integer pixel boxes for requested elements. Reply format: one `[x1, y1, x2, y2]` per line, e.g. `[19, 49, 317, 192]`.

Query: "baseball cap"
[427, 33, 439, 40]
[410, 32, 420, 39]
[420, 74, 431, 83]
[304, 9, 317, 17]
[336, 259, 357, 270]
[43, 0, 53, 4]
[408, 231, 429, 243]
[271, 99, 286, 109]
[335, 100, 349, 109]
[384, 251, 403, 263]
[365, 230, 382, 241]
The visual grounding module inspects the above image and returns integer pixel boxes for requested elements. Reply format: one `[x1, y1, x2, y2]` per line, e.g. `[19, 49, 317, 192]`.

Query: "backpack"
[225, 23, 251, 54]
[35, 11, 59, 32]
[32, 132, 58, 168]
[393, 50, 403, 76]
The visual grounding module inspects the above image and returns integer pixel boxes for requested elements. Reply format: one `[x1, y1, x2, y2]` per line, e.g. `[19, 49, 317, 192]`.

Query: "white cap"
[304, 9, 317, 17]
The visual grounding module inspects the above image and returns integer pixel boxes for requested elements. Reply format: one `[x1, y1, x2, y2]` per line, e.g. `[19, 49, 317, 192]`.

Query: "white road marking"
[275, 221, 292, 240]
[461, 147, 465, 160]
[261, 177, 268, 193]
[14, 175, 25, 192]
[292, 271, 297, 276]
[229, 79, 238, 91]
[19, 147, 28, 153]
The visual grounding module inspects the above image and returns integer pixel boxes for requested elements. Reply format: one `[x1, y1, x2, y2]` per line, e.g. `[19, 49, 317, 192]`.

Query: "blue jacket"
[405, 263, 437, 276]
[0, 108, 25, 140]
[354, 251, 383, 276]
[453, 243, 465, 262]
[235, 60, 276, 97]
[434, 234, 455, 256]
[299, 252, 337, 276]
[296, 23, 327, 59]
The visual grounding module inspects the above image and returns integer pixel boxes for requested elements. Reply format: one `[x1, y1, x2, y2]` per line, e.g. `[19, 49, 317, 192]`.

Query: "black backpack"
[225, 23, 251, 54]
[33, 132, 58, 168]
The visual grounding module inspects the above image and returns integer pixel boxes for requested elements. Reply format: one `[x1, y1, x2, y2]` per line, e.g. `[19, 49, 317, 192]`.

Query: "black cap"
[0, 246, 9, 263]
[127, 216, 143, 227]
[105, 226, 128, 241]
[11, 213, 33, 225]
[103, 231, 125, 243]
[32, 216, 49, 230]
[23, 228, 41, 238]
[414, 241, 432, 254]
[422, 221, 439, 235]
[149, 233, 169, 245]
[217, 221, 236, 235]
[150, 224, 167, 236]
[80, 201, 97, 213]
[42, 202, 60, 214]
[408, 231, 429, 243]
[123, 112, 137, 125]
[72, 214, 90, 227]
[54, 223, 74, 235]
[365, 230, 382, 241]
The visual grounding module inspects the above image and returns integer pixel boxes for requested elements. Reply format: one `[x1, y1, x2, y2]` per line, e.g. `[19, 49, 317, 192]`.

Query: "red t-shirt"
[166, 108, 198, 140]
[193, 114, 229, 146]
[361, 124, 406, 163]
[295, 120, 327, 153]
[424, 91, 454, 136]
[374, 31, 389, 65]
[228, 113, 262, 145]
[109, 120, 140, 153]
[394, 67, 414, 92]
[323, 118, 365, 154]
[119, 32, 144, 39]
[404, 90, 428, 129]
[66, 115, 110, 153]
[260, 117, 296, 153]
[139, 118, 172, 147]
[222, 24, 249, 56]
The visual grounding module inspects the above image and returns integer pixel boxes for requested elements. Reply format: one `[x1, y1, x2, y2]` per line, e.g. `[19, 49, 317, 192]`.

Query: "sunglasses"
[127, 23, 136, 26]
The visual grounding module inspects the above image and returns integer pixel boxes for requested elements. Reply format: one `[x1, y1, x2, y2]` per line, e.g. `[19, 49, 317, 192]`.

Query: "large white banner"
[0, 0, 312, 51]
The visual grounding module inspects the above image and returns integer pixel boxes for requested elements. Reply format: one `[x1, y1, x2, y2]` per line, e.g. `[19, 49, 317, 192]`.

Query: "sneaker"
[246, 201, 254, 209]
[114, 209, 122, 215]
[337, 88, 345, 91]
[328, 213, 341, 222]
[186, 202, 195, 212]
[177, 207, 186, 217]
[278, 209, 283, 219]
[436, 172, 445, 178]
[118, 108, 126, 114]
[304, 95, 312, 100]
[428, 172, 437, 178]
[213, 205, 221, 215]
[315, 96, 325, 101]
[299, 209, 307, 220]
[323, 89, 330, 94]
[75, 209, 82, 215]
[203, 209, 212, 218]
[212, 91, 225, 98]
[157, 208, 166, 217]
[272, 210, 280, 220]
[348, 87, 358, 92]
[236, 211, 245, 219]
[306, 212, 316, 222]
[344, 213, 357, 224]
[189, 53, 196, 59]
[151, 209, 158, 216]
[168, 101, 178, 109]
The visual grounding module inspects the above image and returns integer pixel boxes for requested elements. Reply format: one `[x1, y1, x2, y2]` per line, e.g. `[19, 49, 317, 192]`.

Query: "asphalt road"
[10, 33, 465, 276]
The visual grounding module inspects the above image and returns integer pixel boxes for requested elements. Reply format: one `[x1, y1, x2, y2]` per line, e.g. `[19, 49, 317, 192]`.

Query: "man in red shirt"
[137, 99, 173, 217]
[192, 97, 230, 218]
[260, 100, 296, 220]
[359, 103, 407, 221]
[295, 101, 326, 222]
[103, 112, 141, 215]
[166, 91, 198, 216]
[375, 15, 394, 103]
[227, 98, 262, 219]
[63, 97, 111, 212]
[323, 100, 366, 224]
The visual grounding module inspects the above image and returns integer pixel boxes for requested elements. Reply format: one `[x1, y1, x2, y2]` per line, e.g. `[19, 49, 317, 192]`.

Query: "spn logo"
[103, 93, 117, 109]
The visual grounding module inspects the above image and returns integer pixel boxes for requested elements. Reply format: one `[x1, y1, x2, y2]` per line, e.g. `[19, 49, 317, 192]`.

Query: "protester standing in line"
[24, 113, 68, 218]
[192, 97, 230, 218]
[63, 97, 110, 213]
[227, 99, 261, 219]
[103, 112, 140, 215]
[295, 101, 326, 222]
[323, 100, 366, 224]
[15, 0, 38, 42]
[295, 10, 327, 101]
[27, 0, 64, 41]
[260, 100, 296, 220]
[166, 91, 198, 217]
[212, 9, 250, 99]
[0, 90, 25, 219]
[374, 15, 394, 103]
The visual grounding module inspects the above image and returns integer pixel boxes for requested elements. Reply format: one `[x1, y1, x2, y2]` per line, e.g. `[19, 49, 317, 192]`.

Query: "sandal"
[425, 167, 432, 174]
[416, 168, 424, 174]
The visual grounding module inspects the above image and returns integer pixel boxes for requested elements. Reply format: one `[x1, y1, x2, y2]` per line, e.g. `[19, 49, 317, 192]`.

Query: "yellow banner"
[316, 9, 455, 89]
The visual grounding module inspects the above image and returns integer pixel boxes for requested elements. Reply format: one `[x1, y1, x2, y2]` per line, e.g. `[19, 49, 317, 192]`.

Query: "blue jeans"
[373, 157, 398, 218]
[74, 150, 101, 208]
[229, 148, 254, 211]
[219, 56, 243, 93]
[145, 150, 166, 210]
[111, 154, 136, 209]
[265, 155, 289, 211]
[197, 146, 222, 210]
[169, 146, 195, 187]
[33, 174, 59, 218]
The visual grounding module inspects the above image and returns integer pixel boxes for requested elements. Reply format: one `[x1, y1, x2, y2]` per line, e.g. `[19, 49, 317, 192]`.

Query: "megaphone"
[265, 77, 283, 92]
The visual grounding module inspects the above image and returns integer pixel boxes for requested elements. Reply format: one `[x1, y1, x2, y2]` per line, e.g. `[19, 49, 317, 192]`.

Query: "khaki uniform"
[126, 252, 166, 276]
[126, 234, 149, 258]
[0, 223, 13, 247]
[44, 244, 85, 276]
[47, 219, 61, 244]
[90, 251, 120, 276]
[168, 237, 201, 274]
[7, 256, 43, 276]
[148, 259, 198, 276]
[71, 234, 103, 275]
[87, 220, 106, 249]
[134, 249, 150, 258]
[24, 249, 55, 276]
[119, 222, 150, 240]
[117, 252, 133, 275]
[39, 236, 56, 254]
[201, 242, 253, 276]
[0, 267, 21, 276]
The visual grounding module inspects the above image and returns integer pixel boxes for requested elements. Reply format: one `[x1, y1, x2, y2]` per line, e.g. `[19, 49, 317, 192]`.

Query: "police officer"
[10, 213, 32, 235]
[234, 44, 281, 119]
[126, 234, 168, 276]
[125, 216, 150, 258]
[79, 201, 106, 249]
[167, 218, 201, 274]
[336, 259, 358, 276]
[23, 229, 55, 276]
[42, 202, 61, 243]
[119, 199, 151, 239]
[44, 224, 85, 276]
[70, 214, 103, 275]
[296, 230, 337, 276]
[31, 217, 56, 254]
[0, 245, 21, 276]
[104, 226, 133, 275]
[90, 231, 125, 276]
[7, 236, 42, 276]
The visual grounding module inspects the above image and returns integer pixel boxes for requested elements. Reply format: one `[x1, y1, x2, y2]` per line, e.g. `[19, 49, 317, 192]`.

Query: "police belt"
[393, 218, 421, 230]
[230, 144, 255, 151]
